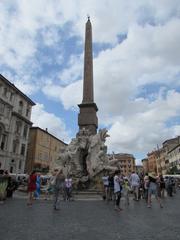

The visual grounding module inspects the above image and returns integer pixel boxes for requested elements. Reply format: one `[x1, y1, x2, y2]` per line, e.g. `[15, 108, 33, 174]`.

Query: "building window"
[15, 121, 22, 135]
[10, 92, 14, 102]
[5, 107, 10, 118]
[13, 140, 19, 153]
[26, 107, 30, 117]
[43, 152, 49, 161]
[3, 87, 8, 97]
[38, 152, 43, 160]
[1, 134, 7, 150]
[0, 102, 5, 114]
[19, 160, 22, 170]
[0, 125, 6, 150]
[23, 125, 28, 138]
[20, 144, 26, 156]
[10, 166, 13, 173]
[18, 100, 23, 114]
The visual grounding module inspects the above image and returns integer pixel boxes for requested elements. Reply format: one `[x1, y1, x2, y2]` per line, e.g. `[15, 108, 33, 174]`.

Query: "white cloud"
[54, 16, 180, 157]
[106, 90, 180, 155]
[31, 103, 71, 143]
[42, 80, 82, 110]
[59, 54, 83, 84]
[1, 0, 180, 159]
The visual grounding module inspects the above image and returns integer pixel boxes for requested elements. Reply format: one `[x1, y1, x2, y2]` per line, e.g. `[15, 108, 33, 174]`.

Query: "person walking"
[159, 174, 165, 198]
[108, 173, 114, 201]
[53, 169, 65, 210]
[65, 174, 73, 201]
[102, 171, 109, 201]
[0, 170, 8, 204]
[34, 172, 41, 199]
[147, 173, 163, 208]
[130, 171, 140, 201]
[114, 170, 123, 211]
[6, 175, 18, 198]
[27, 170, 37, 206]
[123, 177, 131, 206]
[144, 173, 149, 202]
[44, 170, 57, 200]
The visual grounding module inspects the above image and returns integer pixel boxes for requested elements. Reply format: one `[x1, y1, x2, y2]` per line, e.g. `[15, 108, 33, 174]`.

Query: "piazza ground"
[0, 192, 180, 240]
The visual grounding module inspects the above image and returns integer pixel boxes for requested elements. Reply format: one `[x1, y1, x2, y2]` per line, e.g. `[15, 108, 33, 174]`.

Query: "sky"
[0, 0, 180, 164]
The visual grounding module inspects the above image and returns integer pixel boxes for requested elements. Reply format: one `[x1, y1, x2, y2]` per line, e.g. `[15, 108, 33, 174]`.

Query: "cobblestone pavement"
[0, 191, 180, 240]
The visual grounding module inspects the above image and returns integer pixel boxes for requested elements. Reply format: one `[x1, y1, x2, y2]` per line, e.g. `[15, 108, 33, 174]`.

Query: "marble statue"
[55, 128, 118, 188]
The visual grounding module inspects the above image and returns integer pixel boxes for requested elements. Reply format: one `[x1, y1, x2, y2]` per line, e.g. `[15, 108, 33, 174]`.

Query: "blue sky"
[0, 0, 180, 164]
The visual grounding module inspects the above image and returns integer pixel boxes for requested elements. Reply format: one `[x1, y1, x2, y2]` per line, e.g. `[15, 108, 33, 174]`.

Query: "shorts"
[104, 185, 109, 191]
[132, 186, 139, 192]
[148, 188, 158, 198]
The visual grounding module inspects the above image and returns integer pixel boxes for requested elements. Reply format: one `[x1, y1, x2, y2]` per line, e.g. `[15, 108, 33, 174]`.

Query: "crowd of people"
[102, 170, 179, 211]
[27, 169, 73, 210]
[0, 168, 73, 210]
[0, 167, 179, 212]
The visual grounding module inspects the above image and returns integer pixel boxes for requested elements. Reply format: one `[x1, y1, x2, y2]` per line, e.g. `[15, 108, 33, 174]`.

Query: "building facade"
[145, 136, 180, 175]
[25, 127, 67, 174]
[0, 74, 35, 173]
[147, 150, 158, 174]
[155, 148, 166, 175]
[162, 136, 180, 173]
[109, 153, 136, 176]
[167, 144, 180, 173]
[141, 158, 149, 173]
[135, 165, 143, 175]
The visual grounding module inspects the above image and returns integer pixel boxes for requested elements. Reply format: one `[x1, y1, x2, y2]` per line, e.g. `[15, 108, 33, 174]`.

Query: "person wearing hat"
[147, 172, 163, 208]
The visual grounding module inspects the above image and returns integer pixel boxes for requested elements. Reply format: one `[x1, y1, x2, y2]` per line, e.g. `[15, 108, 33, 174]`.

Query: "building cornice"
[12, 111, 33, 125]
[30, 126, 68, 145]
[168, 143, 180, 154]
[0, 98, 13, 108]
[0, 74, 36, 106]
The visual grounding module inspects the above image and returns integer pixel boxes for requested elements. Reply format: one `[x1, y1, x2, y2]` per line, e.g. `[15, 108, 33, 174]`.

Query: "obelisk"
[78, 17, 98, 135]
